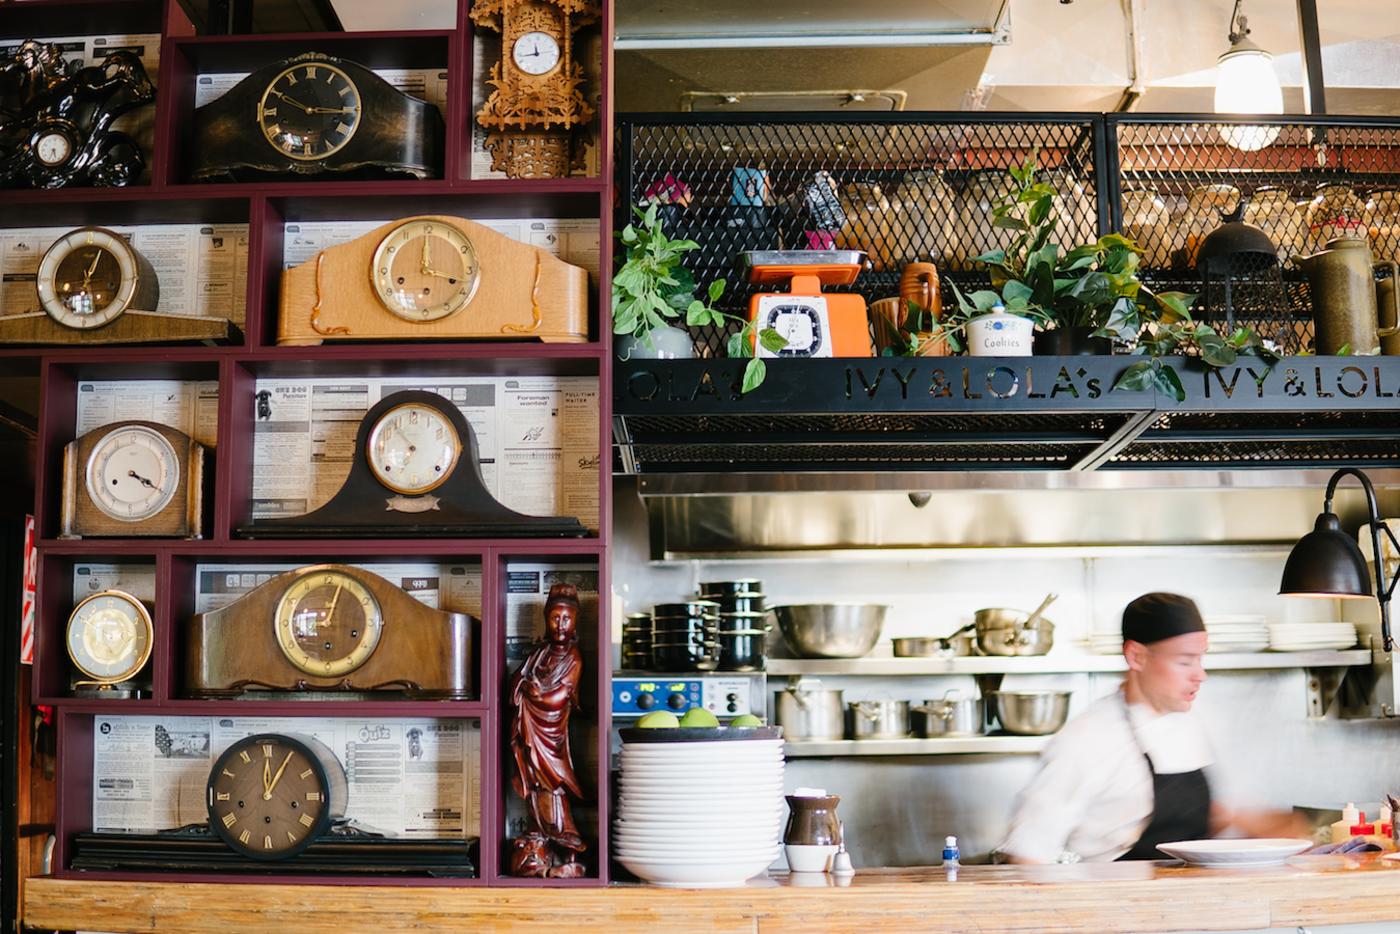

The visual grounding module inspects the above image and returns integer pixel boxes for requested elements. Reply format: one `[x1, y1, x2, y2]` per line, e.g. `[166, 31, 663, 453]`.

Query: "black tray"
[618, 725, 783, 744]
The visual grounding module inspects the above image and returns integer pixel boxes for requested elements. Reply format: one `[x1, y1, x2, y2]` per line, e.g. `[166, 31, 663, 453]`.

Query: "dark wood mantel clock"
[471, 0, 599, 178]
[238, 389, 588, 538]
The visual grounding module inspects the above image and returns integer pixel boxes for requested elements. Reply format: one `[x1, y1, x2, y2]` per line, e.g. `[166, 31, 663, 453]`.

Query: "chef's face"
[1126, 630, 1208, 713]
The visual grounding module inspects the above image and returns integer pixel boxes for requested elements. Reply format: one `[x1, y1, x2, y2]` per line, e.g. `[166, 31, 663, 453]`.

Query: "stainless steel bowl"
[771, 604, 888, 659]
[988, 690, 1072, 735]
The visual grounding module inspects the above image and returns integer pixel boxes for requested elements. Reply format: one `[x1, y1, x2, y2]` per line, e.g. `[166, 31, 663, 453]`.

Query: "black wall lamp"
[1279, 468, 1400, 652]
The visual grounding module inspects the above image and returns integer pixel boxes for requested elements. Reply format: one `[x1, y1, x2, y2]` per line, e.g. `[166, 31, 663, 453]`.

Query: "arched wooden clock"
[237, 389, 587, 538]
[59, 420, 206, 539]
[206, 733, 347, 860]
[471, 0, 600, 178]
[184, 563, 474, 698]
[0, 226, 236, 345]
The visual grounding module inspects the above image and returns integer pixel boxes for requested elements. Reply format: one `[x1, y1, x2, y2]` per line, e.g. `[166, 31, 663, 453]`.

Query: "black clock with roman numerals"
[257, 61, 362, 162]
[206, 733, 347, 860]
[189, 52, 444, 182]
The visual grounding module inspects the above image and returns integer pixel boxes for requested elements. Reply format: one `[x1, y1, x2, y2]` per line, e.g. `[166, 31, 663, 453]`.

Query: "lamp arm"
[1379, 521, 1400, 605]
[1325, 468, 1393, 653]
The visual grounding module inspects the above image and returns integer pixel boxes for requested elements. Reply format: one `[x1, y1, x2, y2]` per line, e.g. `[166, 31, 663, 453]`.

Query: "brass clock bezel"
[36, 227, 142, 330]
[256, 61, 362, 162]
[272, 566, 385, 677]
[83, 423, 182, 522]
[206, 733, 337, 861]
[65, 589, 154, 684]
[511, 31, 562, 77]
[368, 218, 482, 322]
[365, 400, 463, 495]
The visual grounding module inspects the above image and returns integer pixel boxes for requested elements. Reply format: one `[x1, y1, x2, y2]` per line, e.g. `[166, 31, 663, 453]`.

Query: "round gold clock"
[273, 566, 385, 677]
[36, 227, 157, 330]
[66, 590, 153, 684]
[257, 61, 361, 162]
[365, 398, 462, 495]
[369, 218, 481, 321]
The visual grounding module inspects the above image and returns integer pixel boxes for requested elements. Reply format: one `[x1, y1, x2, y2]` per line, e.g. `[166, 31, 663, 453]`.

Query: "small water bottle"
[943, 835, 960, 869]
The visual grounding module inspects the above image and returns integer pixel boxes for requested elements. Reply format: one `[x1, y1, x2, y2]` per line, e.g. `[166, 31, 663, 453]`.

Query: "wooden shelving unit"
[6, 0, 614, 889]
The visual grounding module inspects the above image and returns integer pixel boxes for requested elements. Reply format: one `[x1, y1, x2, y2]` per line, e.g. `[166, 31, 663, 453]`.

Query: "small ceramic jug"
[784, 794, 842, 846]
[1296, 237, 1400, 355]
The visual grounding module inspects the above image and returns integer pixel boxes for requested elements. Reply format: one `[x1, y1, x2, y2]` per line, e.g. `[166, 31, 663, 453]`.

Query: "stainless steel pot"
[847, 699, 910, 739]
[771, 603, 888, 659]
[912, 691, 984, 737]
[988, 689, 1072, 735]
[775, 680, 845, 741]
[973, 609, 1055, 656]
[892, 632, 974, 658]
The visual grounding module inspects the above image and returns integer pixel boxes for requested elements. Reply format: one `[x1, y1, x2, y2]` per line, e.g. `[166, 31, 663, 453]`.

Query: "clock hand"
[420, 233, 431, 274]
[264, 750, 294, 800]
[325, 584, 344, 627]
[127, 469, 155, 489]
[306, 106, 358, 115]
[262, 759, 272, 798]
[271, 90, 313, 114]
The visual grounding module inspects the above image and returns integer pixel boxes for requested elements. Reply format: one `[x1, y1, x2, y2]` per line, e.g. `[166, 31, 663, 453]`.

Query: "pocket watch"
[206, 733, 347, 860]
[237, 390, 586, 538]
[368, 219, 480, 322]
[184, 563, 475, 699]
[37, 227, 157, 330]
[276, 214, 586, 345]
[60, 420, 205, 539]
[66, 590, 153, 691]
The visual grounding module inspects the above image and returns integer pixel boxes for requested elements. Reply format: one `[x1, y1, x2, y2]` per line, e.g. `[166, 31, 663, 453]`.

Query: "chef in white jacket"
[999, 592, 1302, 863]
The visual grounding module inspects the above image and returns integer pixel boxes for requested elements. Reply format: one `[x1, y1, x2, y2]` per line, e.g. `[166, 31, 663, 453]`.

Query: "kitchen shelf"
[782, 736, 1050, 757]
[764, 649, 1373, 677]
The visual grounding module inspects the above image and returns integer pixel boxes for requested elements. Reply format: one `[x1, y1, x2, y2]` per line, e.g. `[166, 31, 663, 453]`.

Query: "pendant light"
[1214, 0, 1283, 151]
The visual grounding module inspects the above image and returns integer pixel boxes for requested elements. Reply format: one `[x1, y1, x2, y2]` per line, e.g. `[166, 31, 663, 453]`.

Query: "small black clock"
[206, 733, 346, 860]
[189, 51, 443, 182]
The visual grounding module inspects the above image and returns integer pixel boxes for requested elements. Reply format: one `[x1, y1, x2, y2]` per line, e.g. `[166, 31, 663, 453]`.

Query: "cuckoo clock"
[470, 0, 599, 179]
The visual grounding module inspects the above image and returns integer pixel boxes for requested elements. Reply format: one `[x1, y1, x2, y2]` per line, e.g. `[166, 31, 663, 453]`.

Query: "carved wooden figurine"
[508, 583, 587, 877]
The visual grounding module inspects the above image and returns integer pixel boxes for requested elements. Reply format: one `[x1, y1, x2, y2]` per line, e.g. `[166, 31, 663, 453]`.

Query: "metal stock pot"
[775, 680, 844, 741]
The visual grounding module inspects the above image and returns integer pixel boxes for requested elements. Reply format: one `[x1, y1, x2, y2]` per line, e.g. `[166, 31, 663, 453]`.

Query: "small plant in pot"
[612, 204, 783, 392]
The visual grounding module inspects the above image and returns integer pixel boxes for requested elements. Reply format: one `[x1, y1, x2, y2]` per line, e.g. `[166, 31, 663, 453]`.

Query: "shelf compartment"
[783, 736, 1050, 757]
[160, 32, 452, 188]
[53, 710, 484, 879]
[763, 649, 1373, 677]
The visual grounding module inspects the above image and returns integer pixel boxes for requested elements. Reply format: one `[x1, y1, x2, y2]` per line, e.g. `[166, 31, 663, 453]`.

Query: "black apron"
[1115, 703, 1212, 862]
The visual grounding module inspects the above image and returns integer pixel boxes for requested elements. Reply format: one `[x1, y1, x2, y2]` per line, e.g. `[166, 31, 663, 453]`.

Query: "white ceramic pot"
[615, 324, 695, 360]
[965, 311, 1034, 356]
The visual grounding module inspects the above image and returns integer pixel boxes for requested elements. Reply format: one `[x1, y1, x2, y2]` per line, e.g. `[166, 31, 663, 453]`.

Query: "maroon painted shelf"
[10, 0, 615, 888]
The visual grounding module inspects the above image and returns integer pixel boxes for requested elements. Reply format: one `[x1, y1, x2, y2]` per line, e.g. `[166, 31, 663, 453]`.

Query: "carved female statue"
[509, 582, 586, 877]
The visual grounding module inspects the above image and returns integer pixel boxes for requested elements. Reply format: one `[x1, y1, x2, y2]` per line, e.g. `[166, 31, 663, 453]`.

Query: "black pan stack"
[700, 579, 768, 672]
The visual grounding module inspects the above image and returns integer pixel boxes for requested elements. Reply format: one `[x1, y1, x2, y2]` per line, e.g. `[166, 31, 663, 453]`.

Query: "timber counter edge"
[25, 856, 1400, 933]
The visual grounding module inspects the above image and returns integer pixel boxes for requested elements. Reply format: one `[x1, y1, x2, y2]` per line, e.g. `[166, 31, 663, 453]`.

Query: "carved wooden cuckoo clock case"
[471, 0, 600, 179]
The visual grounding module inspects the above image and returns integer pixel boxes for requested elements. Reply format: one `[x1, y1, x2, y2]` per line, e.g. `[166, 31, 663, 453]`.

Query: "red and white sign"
[20, 514, 35, 665]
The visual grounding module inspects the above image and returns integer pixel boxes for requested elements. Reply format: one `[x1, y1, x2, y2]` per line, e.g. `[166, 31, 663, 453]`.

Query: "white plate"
[1269, 641, 1358, 652]
[614, 852, 778, 888]
[1156, 838, 1311, 867]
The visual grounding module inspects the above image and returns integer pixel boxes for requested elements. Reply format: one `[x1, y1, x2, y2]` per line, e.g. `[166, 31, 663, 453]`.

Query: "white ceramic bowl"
[614, 852, 778, 888]
[785, 843, 838, 872]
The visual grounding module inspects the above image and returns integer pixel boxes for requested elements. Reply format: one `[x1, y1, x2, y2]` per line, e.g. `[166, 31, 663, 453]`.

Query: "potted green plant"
[612, 204, 783, 392]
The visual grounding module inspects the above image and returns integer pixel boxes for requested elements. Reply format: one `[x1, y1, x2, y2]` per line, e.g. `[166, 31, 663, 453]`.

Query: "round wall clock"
[365, 398, 462, 495]
[512, 32, 561, 76]
[36, 227, 158, 330]
[206, 733, 347, 860]
[257, 61, 362, 162]
[273, 565, 385, 677]
[83, 423, 181, 522]
[66, 590, 153, 685]
[368, 218, 481, 322]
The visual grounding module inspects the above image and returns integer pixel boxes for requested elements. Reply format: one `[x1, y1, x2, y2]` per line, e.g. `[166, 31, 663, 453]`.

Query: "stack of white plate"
[613, 732, 784, 887]
[1204, 615, 1269, 653]
[1268, 622, 1359, 652]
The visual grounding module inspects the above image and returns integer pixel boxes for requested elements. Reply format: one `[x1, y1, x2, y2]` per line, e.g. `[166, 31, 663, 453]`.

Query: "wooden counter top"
[25, 855, 1400, 933]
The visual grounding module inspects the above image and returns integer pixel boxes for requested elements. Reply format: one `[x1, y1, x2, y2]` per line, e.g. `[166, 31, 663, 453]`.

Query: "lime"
[635, 710, 680, 729]
[729, 714, 764, 727]
[678, 707, 720, 727]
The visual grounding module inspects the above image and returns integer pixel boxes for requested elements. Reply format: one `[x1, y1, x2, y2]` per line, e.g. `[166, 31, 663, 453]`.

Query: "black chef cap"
[1122, 592, 1205, 645]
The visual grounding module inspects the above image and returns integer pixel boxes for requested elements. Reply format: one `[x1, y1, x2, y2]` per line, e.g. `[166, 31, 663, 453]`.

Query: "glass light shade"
[1215, 45, 1283, 151]
[1279, 512, 1374, 599]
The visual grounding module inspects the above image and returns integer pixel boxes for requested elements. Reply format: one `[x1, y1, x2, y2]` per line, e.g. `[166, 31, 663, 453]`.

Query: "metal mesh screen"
[620, 117, 1103, 356]
[1110, 119, 1400, 354]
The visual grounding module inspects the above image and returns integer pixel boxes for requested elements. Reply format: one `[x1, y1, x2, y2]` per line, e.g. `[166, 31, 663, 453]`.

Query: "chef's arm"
[997, 740, 1094, 864]
[1209, 802, 1310, 838]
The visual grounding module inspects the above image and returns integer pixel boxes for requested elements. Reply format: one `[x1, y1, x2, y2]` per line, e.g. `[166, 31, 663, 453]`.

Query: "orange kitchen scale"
[741, 250, 873, 357]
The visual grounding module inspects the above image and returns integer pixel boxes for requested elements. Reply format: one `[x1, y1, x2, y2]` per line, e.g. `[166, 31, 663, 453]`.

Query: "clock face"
[206, 734, 335, 860]
[369, 219, 481, 322]
[37, 228, 140, 329]
[512, 31, 561, 76]
[257, 62, 361, 162]
[84, 425, 181, 522]
[273, 568, 384, 677]
[764, 302, 828, 357]
[66, 590, 153, 683]
[365, 401, 462, 495]
[35, 131, 72, 166]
